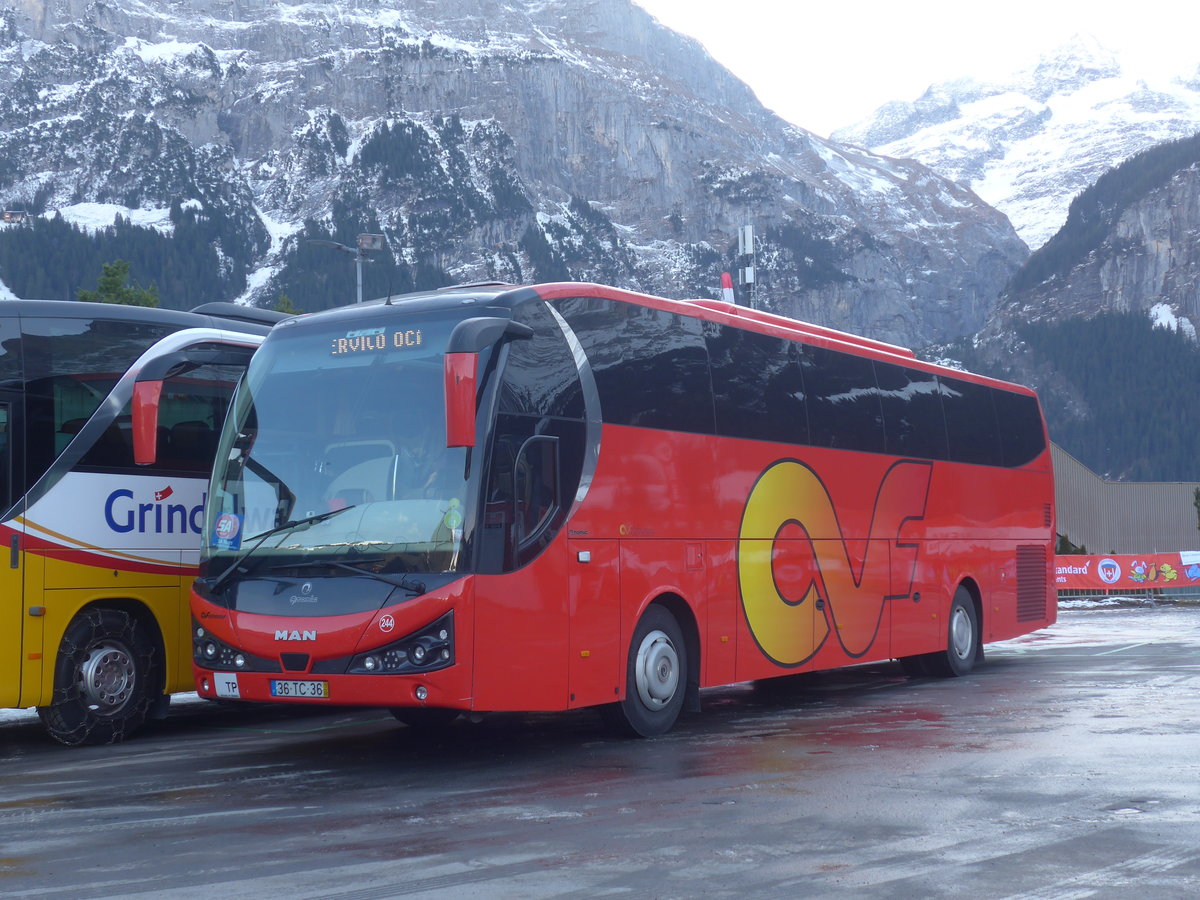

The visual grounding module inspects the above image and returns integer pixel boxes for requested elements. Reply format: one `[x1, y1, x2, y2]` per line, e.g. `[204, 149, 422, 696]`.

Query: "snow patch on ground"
[1149, 302, 1197, 340]
[0, 692, 210, 727]
[54, 202, 177, 234]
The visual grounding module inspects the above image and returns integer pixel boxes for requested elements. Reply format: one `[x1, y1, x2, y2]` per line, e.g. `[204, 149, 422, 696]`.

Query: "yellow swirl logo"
[737, 458, 933, 666]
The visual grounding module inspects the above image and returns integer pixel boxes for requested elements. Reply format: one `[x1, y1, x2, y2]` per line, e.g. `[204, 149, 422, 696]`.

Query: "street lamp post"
[308, 233, 385, 304]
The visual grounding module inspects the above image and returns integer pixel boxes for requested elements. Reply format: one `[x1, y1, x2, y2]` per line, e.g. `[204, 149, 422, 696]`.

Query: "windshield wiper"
[270, 558, 427, 596]
[203, 506, 357, 595]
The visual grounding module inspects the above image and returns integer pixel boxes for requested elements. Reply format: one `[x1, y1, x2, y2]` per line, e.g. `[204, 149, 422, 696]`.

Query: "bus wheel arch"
[926, 581, 983, 678]
[601, 596, 698, 738]
[37, 601, 162, 746]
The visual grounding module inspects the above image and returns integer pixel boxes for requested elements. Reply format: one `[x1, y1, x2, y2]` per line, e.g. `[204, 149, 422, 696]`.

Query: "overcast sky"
[633, 1, 1200, 137]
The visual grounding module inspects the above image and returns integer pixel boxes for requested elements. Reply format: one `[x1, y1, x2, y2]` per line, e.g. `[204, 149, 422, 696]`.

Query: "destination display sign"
[330, 327, 424, 356]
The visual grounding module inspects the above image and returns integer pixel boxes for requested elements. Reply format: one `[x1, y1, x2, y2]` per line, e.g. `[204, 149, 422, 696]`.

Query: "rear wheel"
[38, 608, 158, 746]
[601, 605, 687, 738]
[925, 587, 980, 677]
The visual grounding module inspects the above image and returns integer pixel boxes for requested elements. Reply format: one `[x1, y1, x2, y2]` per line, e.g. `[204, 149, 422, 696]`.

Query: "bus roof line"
[681, 299, 917, 360]
[529, 281, 917, 361]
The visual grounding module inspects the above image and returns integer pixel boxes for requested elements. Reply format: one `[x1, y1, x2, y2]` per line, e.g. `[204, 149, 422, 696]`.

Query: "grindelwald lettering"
[105, 488, 205, 535]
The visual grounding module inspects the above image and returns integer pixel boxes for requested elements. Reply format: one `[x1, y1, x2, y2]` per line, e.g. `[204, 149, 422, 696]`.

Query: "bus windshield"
[202, 311, 488, 590]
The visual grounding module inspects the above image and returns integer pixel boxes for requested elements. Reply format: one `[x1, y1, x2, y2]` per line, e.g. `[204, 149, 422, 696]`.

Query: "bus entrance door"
[567, 540, 622, 709]
[0, 399, 24, 707]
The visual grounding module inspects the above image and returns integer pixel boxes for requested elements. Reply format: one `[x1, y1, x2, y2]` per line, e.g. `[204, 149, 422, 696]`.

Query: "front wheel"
[924, 587, 980, 678]
[37, 608, 158, 746]
[601, 605, 687, 738]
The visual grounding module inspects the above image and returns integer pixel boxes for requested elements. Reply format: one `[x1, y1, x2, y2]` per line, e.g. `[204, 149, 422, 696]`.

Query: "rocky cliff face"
[0, 0, 1025, 346]
[984, 162, 1200, 337]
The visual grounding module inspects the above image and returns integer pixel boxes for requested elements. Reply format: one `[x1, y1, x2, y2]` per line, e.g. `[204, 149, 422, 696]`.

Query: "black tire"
[37, 608, 158, 746]
[389, 707, 461, 729]
[924, 587, 980, 678]
[601, 605, 687, 738]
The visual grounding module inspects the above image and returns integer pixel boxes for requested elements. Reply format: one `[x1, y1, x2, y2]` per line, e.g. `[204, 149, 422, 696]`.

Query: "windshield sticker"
[330, 328, 423, 356]
[443, 498, 464, 541]
[212, 512, 243, 551]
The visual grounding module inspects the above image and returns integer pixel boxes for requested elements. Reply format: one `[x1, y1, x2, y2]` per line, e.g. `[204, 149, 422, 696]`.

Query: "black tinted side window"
[804, 345, 885, 453]
[498, 300, 585, 419]
[556, 298, 714, 434]
[875, 361, 948, 460]
[706, 323, 809, 444]
[0, 315, 21, 388]
[940, 375, 1002, 466]
[993, 389, 1046, 467]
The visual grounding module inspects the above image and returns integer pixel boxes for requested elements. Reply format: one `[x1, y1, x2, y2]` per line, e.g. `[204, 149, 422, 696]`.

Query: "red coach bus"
[181, 282, 1055, 736]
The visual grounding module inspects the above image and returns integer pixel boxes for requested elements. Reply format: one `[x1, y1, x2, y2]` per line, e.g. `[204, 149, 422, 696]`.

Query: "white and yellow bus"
[0, 299, 283, 744]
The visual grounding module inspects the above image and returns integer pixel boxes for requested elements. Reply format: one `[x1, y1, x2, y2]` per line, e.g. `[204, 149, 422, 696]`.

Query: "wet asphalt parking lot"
[2, 603, 1200, 899]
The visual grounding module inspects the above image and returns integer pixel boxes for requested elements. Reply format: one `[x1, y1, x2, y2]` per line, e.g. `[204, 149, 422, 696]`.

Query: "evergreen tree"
[76, 259, 160, 307]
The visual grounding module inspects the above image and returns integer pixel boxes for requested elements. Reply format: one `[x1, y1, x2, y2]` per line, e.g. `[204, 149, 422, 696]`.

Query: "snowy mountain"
[834, 35, 1200, 250]
[0, 0, 1025, 348]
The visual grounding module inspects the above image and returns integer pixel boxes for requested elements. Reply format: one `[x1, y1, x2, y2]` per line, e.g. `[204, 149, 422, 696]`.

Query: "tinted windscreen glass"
[875, 361, 948, 460]
[21, 316, 173, 490]
[204, 312, 487, 605]
[78, 363, 244, 473]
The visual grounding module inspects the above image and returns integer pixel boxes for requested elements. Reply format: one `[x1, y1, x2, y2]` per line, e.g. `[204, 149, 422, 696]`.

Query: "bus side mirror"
[443, 316, 533, 449]
[444, 352, 478, 448]
[132, 380, 164, 466]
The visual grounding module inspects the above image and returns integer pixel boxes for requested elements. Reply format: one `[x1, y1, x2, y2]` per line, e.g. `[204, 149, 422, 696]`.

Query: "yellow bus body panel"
[26, 550, 193, 708]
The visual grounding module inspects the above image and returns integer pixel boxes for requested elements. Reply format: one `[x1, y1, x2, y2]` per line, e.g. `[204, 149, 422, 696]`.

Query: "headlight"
[339, 611, 454, 675]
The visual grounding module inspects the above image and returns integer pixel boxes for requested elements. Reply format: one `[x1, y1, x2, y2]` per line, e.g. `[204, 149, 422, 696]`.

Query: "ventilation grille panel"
[1016, 544, 1049, 622]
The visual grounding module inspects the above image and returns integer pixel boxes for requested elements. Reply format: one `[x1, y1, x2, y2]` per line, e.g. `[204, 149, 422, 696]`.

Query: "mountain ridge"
[835, 34, 1200, 249]
[0, 0, 1024, 348]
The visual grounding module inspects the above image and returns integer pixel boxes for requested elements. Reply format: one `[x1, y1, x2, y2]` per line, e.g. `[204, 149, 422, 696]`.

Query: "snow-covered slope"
[0, 0, 1025, 347]
[835, 35, 1200, 249]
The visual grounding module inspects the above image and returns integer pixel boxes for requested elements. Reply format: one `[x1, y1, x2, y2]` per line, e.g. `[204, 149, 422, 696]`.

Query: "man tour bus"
[1, 299, 285, 744]
[186, 282, 1055, 737]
